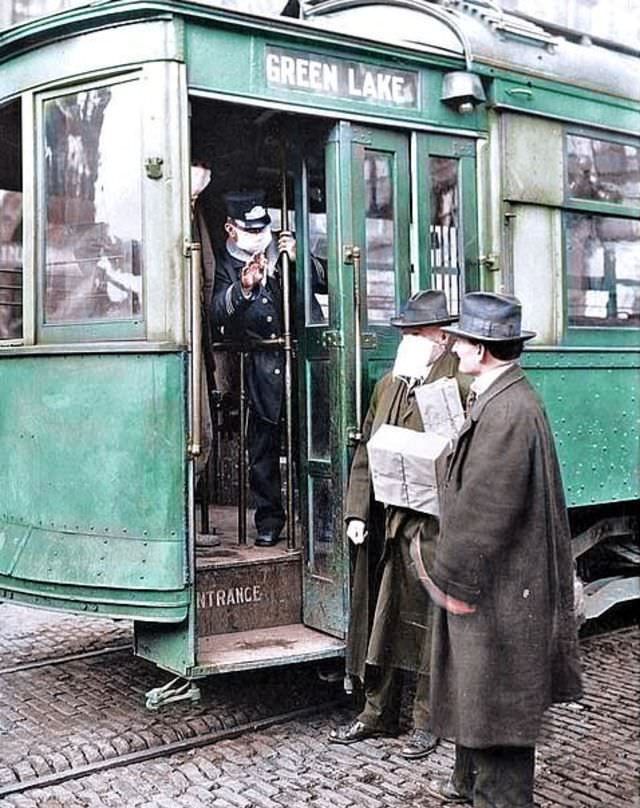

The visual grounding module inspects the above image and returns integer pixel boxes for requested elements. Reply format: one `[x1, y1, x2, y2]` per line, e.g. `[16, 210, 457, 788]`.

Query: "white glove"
[346, 519, 367, 545]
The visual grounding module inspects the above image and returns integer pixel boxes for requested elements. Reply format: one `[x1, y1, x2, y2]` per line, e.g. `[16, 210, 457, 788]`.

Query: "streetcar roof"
[301, 1, 640, 102]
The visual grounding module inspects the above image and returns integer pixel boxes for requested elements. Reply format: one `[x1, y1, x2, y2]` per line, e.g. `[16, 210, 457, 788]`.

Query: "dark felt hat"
[224, 190, 271, 231]
[442, 292, 536, 342]
[390, 290, 456, 328]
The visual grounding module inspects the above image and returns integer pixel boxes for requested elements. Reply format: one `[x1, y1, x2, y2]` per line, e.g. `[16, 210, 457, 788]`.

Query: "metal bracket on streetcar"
[480, 253, 500, 272]
[322, 330, 343, 348]
[144, 156, 164, 179]
[145, 676, 201, 710]
[343, 245, 357, 264]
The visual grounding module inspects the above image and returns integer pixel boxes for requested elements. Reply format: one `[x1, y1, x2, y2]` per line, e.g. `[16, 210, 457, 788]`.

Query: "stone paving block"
[192, 757, 223, 781]
[178, 760, 212, 787]
[211, 785, 253, 807]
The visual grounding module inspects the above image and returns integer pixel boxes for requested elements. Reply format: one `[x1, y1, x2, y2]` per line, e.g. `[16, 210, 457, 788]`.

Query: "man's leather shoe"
[328, 720, 387, 745]
[255, 530, 281, 547]
[425, 777, 472, 804]
[400, 728, 439, 759]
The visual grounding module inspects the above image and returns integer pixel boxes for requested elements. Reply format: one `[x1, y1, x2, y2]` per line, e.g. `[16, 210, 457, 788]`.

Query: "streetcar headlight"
[441, 71, 486, 114]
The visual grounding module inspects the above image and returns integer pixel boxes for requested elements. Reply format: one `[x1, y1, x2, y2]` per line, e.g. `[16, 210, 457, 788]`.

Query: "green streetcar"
[0, 0, 637, 706]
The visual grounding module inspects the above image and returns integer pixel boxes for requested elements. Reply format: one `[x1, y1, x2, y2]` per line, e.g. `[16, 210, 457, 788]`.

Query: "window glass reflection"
[44, 82, 143, 324]
[364, 151, 395, 325]
[567, 212, 640, 327]
[308, 360, 331, 460]
[567, 135, 640, 208]
[0, 100, 22, 340]
[309, 475, 335, 578]
[430, 156, 461, 315]
[307, 167, 329, 326]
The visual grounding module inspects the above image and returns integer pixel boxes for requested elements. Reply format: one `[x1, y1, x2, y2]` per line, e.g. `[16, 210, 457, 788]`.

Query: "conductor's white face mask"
[234, 226, 272, 256]
[392, 333, 443, 380]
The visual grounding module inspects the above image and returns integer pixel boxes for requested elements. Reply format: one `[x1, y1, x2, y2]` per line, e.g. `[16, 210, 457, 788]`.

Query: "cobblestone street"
[0, 603, 638, 807]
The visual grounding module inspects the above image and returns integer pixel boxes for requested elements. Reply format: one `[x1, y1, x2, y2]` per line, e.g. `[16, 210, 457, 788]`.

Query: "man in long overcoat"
[211, 191, 296, 546]
[329, 290, 469, 759]
[422, 292, 583, 807]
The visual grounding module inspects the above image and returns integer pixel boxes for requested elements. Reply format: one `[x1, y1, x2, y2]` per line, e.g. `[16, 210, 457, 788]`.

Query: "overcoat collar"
[469, 363, 526, 420]
[453, 364, 526, 447]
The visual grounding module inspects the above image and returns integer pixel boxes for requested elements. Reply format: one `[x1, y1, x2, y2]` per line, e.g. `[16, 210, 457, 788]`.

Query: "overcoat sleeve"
[344, 380, 382, 525]
[431, 398, 536, 605]
[211, 252, 257, 330]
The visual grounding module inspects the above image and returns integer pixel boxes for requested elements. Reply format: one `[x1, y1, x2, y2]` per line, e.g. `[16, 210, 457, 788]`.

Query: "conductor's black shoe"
[254, 529, 281, 547]
[328, 720, 389, 745]
[400, 728, 439, 759]
[425, 777, 472, 804]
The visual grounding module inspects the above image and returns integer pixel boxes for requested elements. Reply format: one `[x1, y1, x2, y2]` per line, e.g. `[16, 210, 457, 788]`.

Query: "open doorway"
[189, 98, 336, 660]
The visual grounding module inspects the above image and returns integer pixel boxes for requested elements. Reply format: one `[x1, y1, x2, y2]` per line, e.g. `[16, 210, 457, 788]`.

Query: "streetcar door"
[300, 123, 410, 637]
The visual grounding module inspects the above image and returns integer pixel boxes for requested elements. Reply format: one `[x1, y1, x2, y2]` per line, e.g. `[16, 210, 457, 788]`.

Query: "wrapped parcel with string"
[414, 377, 465, 440]
[367, 424, 450, 516]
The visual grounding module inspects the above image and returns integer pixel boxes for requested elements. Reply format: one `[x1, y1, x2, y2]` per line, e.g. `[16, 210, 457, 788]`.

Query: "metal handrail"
[188, 242, 202, 459]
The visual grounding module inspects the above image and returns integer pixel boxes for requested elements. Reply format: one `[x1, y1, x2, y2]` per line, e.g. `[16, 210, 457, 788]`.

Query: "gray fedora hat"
[442, 292, 536, 342]
[390, 290, 457, 328]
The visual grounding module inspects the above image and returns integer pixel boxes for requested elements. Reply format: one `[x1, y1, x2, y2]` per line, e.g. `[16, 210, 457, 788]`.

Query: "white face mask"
[235, 226, 272, 256]
[392, 334, 443, 380]
[190, 166, 212, 200]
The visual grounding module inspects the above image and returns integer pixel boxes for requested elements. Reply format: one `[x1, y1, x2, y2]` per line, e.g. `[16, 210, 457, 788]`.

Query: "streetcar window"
[429, 156, 461, 316]
[566, 213, 640, 327]
[567, 134, 640, 208]
[304, 153, 328, 326]
[42, 81, 143, 325]
[564, 131, 640, 330]
[0, 100, 22, 341]
[364, 151, 395, 325]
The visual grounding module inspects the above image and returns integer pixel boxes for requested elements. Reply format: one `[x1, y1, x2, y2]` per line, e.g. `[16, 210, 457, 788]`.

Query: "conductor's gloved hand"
[346, 519, 367, 545]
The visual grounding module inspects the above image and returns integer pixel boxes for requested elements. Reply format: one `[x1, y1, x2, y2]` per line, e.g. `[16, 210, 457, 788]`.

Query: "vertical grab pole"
[188, 242, 203, 460]
[280, 151, 296, 551]
[352, 246, 363, 437]
[238, 350, 248, 545]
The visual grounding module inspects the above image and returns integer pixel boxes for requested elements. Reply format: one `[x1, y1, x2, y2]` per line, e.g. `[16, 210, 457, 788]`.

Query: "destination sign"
[265, 46, 419, 108]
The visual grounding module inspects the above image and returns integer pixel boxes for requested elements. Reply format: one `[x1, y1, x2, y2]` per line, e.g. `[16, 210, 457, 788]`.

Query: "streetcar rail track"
[0, 698, 345, 798]
[0, 643, 131, 675]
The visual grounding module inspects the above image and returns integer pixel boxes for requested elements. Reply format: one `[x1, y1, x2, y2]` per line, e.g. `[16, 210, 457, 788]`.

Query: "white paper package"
[366, 424, 450, 516]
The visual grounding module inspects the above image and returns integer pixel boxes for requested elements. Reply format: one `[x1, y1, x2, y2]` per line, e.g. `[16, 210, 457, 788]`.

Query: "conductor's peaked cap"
[224, 190, 272, 231]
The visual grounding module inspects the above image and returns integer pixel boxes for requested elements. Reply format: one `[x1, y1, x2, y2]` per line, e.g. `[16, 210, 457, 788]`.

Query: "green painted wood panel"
[185, 22, 484, 132]
[490, 76, 639, 136]
[524, 350, 640, 508]
[0, 352, 189, 621]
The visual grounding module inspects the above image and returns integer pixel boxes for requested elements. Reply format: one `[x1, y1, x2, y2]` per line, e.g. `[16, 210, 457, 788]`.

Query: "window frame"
[562, 125, 640, 347]
[36, 73, 146, 344]
[0, 95, 25, 346]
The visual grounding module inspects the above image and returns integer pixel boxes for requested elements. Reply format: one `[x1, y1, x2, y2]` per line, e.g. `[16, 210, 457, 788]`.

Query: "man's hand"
[346, 519, 367, 545]
[241, 252, 266, 290]
[278, 231, 296, 261]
